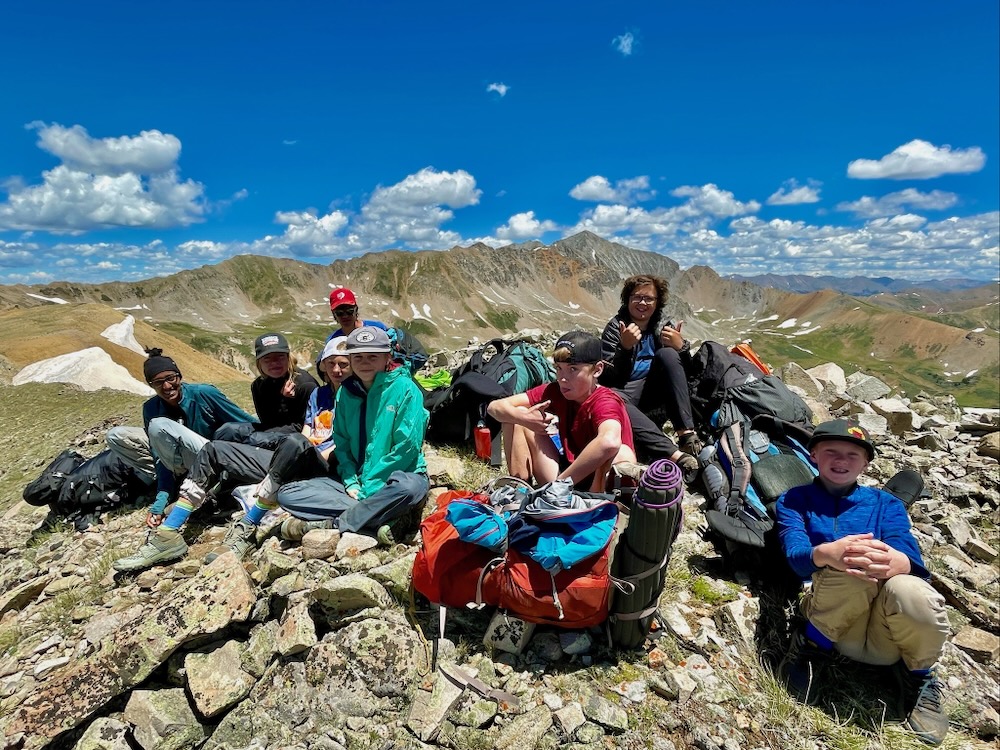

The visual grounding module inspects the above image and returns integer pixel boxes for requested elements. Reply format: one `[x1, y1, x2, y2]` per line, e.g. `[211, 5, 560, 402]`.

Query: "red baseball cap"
[329, 288, 357, 310]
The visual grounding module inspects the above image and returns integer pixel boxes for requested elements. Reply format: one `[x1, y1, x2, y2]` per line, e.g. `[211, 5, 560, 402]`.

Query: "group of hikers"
[79, 275, 946, 746]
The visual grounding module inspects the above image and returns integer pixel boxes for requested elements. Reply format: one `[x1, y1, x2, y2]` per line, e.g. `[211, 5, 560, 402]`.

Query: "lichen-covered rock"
[311, 572, 392, 612]
[496, 704, 553, 749]
[71, 717, 131, 750]
[1, 554, 256, 749]
[123, 688, 207, 750]
[185, 640, 256, 718]
[276, 592, 317, 656]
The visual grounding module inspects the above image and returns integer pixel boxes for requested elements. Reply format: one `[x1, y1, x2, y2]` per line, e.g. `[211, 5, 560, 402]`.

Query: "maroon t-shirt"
[525, 382, 634, 462]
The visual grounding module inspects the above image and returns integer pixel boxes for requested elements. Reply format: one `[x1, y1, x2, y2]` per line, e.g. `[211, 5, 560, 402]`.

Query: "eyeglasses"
[149, 373, 181, 388]
[333, 306, 358, 318]
[629, 295, 656, 305]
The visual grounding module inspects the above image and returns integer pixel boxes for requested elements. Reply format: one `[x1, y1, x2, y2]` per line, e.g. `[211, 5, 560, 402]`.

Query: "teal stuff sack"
[445, 497, 509, 552]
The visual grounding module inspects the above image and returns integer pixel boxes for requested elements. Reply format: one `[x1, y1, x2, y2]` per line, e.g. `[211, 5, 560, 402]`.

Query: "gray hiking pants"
[277, 471, 429, 534]
[105, 426, 156, 485]
[180, 434, 334, 510]
[107, 419, 210, 486]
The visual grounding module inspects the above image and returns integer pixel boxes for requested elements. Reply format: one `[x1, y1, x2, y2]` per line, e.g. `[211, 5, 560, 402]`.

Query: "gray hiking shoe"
[897, 666, 949, 746]
[205, 519, 258, 563]
[113, 528, 188, 572]
[279, 517, 332, 542]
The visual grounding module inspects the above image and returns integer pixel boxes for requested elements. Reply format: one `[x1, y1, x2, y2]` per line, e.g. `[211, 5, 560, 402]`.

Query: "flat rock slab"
[124, 688, 207, 750]
[185, 640, 257, 718]
[2, 555, 256, 749]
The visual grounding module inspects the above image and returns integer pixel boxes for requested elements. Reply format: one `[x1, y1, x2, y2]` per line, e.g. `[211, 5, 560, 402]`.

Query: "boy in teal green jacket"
[276, 326, 429, 542]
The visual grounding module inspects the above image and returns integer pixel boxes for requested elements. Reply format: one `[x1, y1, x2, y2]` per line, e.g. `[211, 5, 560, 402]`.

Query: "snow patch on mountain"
[12, 347, 154, 396]
[100, 315, 147, 356]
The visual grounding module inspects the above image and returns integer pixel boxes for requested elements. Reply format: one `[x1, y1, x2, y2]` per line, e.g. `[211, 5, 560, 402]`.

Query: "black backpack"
[23, 449, 87, 507]
[56, 450, 148, 511]
[388, 326, 430, 374]
[685, 341, 763, 431]
[425, 339, 556, 460]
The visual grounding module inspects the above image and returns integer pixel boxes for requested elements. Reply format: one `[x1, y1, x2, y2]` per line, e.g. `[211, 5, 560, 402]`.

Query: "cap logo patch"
[848, 426, 866, 439]
[356, 331, 376, 343]
[261, 335, 280, 347]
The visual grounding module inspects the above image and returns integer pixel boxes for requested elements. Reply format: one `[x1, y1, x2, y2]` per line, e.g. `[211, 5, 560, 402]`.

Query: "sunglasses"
[149, 373, 181, 388]
[332, 306, 358, 318]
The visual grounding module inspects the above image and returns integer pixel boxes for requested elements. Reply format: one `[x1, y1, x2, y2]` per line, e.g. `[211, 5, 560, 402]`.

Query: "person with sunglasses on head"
[105, 349, 256, 541]
[598, 274, 703, 457]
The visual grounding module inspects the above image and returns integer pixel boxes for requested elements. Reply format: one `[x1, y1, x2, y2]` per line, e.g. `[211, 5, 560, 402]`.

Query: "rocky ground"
[0, 361, 997, 750]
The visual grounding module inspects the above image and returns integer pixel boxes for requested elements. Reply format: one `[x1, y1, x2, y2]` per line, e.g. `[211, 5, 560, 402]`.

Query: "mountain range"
[0, 231, 996, 406]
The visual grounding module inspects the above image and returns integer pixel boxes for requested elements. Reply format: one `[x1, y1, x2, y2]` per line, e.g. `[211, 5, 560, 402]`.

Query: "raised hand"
[661, 320, 684, 350]
[619, 321, 642, 350]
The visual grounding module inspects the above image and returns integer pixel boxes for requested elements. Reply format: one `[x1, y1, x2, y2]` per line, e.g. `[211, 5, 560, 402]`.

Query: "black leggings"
[625, 347, 695, 432]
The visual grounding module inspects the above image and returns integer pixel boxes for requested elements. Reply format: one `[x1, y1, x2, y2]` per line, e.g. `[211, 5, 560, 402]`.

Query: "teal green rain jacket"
[333, 366, 428, 499]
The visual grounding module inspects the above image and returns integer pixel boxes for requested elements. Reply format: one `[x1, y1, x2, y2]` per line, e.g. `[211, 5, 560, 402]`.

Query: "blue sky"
[1, 1, 997, 285]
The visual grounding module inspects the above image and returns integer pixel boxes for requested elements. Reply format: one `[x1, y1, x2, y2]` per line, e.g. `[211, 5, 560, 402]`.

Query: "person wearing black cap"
[487, 330, 637, 492]
[776, 419, 950, 746]
[109, 347, 256, 571]
[215, 333, 320, 447]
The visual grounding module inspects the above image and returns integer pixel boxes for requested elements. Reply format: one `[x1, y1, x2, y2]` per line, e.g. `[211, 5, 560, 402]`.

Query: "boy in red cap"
[326, 287, 387, 340]
[776, 419, 950, 746]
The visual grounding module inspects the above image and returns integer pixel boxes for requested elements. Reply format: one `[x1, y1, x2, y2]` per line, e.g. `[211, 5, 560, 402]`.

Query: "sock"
[161, 500, 195, 531]
[244, 499, 277, 526]
[805, 621, 834, 651]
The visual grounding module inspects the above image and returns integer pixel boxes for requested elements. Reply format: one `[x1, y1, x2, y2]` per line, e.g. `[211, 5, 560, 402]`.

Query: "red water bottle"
[474, 420, 492, 461]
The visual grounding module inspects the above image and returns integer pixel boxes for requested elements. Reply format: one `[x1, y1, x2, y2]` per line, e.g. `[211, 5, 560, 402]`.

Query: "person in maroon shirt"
[487, 330, 635, 492]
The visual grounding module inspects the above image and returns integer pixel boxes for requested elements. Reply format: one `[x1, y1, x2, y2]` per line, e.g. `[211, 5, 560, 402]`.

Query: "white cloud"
[669, 184, 761, 218]
[836, 188, 959, 218]
[273, 209, 351, 250]
[569, 175, 654, 204]
[486, 82, 509, 97]
[282, 139, 298, 146]
[30, 122, 181, 175]
[847, 139, 986, 180]
[495, 211, 558, 240]
[766, 179, 821, 205]
[0, 123, 206, 232]
[613, 32, 635, 56]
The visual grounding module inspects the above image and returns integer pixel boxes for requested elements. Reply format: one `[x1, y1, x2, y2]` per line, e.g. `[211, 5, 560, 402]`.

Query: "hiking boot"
[280, 517, 332, 542]
[376, 501, 426, 546]
[673, 452, 700, 483]
[777, 628, 831, 704]
[205, 519, 258, 563]
[678, 432, 704, 457]
[113, 528, 188, 572]
[896, 666, 949, 746]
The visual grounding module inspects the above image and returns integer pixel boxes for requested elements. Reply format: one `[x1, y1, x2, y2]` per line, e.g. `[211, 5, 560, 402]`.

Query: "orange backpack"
[411, 490, 497, 608]
[730, 342, 770, 375]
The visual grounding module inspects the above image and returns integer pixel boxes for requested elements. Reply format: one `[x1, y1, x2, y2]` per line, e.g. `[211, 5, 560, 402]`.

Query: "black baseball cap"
[808, 419, 875, 460]
[254, 333, 290, 359]
[554, 331, 603, 364]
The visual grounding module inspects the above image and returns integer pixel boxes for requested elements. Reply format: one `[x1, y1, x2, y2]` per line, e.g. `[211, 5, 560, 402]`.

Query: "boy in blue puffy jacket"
[776, 419, 950, 746]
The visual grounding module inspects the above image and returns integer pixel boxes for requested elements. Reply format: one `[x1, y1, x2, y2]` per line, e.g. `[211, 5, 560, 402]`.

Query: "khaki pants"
[803, 569, 949, 671]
